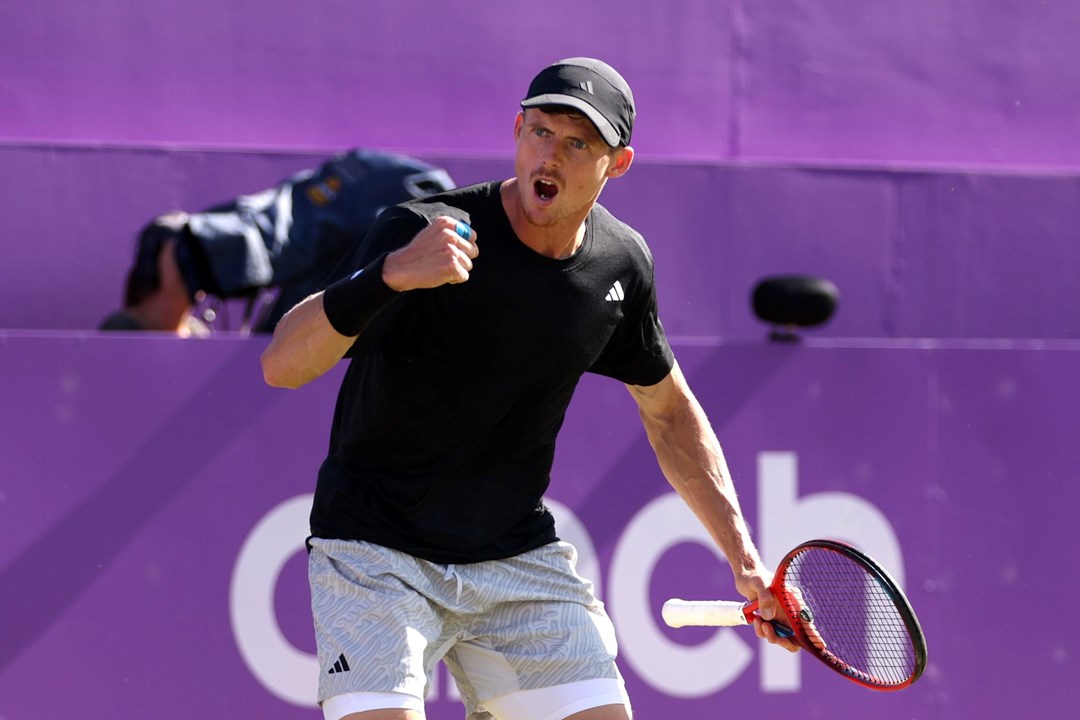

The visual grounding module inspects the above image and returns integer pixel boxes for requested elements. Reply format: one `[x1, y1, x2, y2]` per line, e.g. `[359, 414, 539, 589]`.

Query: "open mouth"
[534, 179, 559, 202]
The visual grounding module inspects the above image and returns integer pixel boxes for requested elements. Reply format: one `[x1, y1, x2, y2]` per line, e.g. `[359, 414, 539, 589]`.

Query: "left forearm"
[630, 365, 794, 643]
[636, 379, 762, 575]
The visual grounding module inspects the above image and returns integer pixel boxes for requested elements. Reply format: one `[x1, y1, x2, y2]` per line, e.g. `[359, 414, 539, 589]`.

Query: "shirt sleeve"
[588, 265, 675, 387]
[319, 205, 428, 288]
[326, 206, 428, 359]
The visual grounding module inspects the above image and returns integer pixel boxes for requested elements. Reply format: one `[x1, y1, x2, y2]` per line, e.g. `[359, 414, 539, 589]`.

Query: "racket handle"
[662, 599, 750, 628]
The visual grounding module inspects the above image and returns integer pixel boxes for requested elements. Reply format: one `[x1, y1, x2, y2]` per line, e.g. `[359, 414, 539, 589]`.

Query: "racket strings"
[783, 548, 917, 687]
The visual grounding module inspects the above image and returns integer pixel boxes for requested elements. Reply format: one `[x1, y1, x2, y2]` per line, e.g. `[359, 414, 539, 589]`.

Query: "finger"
[756, 590, 778, 622]
[755, 618, 800, 653]
[441, 223, 478, 261]
[446, 247, 474, 284]
[451, 244, 474, 273]
[436, 215, 475, 243]
[455, 222, 479, 259]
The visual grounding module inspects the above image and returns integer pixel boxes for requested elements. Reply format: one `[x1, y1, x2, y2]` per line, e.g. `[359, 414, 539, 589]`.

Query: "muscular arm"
[260, 292, 354, 388]
[627, 360, 798, 651]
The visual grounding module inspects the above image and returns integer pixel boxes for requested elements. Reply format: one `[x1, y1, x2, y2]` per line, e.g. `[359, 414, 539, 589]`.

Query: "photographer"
[101, 149, 455, 335]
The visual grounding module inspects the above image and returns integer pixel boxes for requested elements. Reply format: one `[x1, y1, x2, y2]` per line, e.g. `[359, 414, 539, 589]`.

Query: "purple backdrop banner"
[5, 1, 1080, 340]
[3, 145, 1080, 341]
[2, 334, 1077, 718]
[3, 1, 1079, 166]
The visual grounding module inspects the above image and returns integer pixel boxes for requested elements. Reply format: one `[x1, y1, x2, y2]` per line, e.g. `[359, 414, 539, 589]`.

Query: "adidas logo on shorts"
[327, 653, 351, 674]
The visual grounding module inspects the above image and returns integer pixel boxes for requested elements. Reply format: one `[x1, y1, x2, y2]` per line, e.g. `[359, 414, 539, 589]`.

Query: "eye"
[570, 139, 588, 150]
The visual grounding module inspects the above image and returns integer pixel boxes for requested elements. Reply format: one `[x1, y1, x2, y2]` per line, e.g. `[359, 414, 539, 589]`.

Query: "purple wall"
[2, 334, 1078, 718]
[4, 1, 1079, 165]
[3, 1, 1080, 339]
[3, 145, 1079, 340]
[3, 5, 1080, 714]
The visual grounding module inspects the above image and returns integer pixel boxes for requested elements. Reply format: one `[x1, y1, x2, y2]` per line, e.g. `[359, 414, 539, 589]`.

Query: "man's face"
[157, 239, 194, 308]
[512, 108, 629, 228]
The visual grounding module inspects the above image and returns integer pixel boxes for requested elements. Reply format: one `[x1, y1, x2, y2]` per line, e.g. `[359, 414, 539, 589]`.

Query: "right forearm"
[260, 293, 355, 389]
[261, 253, 404, 389]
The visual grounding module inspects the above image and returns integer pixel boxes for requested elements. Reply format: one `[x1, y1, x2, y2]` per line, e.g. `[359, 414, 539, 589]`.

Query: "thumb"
[755, 589, 779, 622]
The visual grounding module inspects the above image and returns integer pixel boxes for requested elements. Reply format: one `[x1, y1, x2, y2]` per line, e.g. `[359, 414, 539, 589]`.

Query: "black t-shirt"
[310, 181, 674, 563]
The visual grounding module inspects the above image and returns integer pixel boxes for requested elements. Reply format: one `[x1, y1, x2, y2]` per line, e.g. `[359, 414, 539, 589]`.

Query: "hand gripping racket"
[662, 539, 927, 691]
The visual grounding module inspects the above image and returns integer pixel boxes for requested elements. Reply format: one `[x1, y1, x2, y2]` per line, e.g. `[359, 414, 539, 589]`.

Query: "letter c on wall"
[230, 494, 318, 707]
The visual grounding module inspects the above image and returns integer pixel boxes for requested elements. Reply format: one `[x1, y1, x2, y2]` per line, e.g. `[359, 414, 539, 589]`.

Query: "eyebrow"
[528, 114, 601, 146]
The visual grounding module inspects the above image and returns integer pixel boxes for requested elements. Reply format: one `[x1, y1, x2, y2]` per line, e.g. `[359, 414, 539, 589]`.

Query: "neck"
[500, 179, 589, 260]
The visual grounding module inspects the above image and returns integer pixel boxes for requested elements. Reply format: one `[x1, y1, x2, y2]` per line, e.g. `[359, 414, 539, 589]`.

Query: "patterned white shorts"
[308, 538, 628, 719]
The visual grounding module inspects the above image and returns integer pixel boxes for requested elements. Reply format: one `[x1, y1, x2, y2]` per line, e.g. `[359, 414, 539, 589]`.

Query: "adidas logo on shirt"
[605, 280, 625, 302]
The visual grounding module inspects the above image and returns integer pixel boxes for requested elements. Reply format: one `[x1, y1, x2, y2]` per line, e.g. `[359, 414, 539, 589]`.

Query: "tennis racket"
[662, 539, 927, 691]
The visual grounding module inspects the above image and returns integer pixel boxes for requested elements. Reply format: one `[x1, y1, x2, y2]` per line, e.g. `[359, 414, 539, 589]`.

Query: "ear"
[513, 111, 525, 141]
[606, 146, 634, 178]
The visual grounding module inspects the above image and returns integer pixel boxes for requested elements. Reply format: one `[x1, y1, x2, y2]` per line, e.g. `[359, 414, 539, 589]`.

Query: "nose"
[538, 139, 563, 168]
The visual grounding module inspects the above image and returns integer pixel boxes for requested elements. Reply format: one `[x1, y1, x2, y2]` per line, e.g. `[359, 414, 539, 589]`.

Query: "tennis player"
[261, 57, 797, 720]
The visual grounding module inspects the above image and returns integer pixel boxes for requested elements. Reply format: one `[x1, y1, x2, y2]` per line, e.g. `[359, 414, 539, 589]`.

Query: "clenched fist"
[383, 216, 479, 291]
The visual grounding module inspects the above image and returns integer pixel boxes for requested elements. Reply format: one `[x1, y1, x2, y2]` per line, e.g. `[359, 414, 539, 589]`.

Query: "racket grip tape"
[662, 599, 750, 628]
